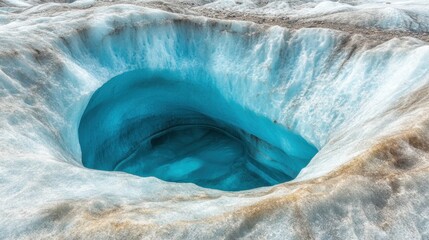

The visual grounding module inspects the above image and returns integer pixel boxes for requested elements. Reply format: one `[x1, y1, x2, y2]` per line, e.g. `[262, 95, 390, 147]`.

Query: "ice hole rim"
[78, 69, 318, 191]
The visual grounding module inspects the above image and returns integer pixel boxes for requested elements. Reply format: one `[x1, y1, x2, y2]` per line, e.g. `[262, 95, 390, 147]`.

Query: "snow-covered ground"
[0, 0, 428, 239]
[196, 0, 429, 31]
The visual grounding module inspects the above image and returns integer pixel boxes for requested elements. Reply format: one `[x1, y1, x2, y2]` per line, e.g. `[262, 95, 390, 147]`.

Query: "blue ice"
[79, 69, 318, 191]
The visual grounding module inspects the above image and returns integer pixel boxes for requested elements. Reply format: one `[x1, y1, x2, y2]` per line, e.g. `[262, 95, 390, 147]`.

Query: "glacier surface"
[0, 0, 428, 239]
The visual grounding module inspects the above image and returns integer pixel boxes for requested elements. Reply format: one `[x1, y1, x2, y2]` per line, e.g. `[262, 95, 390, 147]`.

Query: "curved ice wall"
[0, 2, 428, 239]
[79, 69, 318, 191]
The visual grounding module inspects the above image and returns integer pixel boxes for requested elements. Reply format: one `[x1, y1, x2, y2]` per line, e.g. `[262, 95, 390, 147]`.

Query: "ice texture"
[79, 70, 318, 191]
[0, 1, 428, 239]
[196, 0, 429, 32]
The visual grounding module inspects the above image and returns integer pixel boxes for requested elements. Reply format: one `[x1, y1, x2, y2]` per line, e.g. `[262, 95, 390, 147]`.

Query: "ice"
[196, 0, 429, 32]
[0, 1, 428, 239]
[79, 69, 317, 191]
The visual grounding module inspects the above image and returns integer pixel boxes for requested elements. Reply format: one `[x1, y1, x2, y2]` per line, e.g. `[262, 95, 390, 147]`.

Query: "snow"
[0, 1, 428, 239]
[196, 0, 429, 32]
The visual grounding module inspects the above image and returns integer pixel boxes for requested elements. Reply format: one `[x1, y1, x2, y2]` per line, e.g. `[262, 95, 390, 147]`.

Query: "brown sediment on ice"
[121, 1, 429, 43]
[215, 83, 429, 236]
[29, 130, 427, 238]
[4, 1, 428, 43]
[204, 129, 428, 237]
[192, 9, 429, 43]
[28, 77, 429, 238]
[29, 122, 428, 239]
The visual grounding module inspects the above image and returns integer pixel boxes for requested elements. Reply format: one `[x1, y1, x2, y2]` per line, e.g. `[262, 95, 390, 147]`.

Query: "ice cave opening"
[78, 69, 318, 191]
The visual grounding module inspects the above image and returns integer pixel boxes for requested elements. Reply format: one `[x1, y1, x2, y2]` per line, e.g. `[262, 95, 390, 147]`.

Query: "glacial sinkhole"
[1, 1, 429, 238]
[79, 69, 318, 191]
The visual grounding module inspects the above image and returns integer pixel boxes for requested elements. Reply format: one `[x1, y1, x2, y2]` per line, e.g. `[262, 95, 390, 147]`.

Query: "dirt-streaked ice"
[0, 1, 428, 239]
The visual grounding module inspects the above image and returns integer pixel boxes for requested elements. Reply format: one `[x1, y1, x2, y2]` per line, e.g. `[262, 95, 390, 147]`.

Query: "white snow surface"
[197, 0, 429, 32]
[0, 1, 428, 239]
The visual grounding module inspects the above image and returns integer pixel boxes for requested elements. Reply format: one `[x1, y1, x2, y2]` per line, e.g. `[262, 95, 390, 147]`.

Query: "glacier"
[0, 0, 428, 239]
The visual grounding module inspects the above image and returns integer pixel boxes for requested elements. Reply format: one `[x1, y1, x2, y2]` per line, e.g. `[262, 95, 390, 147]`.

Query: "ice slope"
[0, 1, 428, 239]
